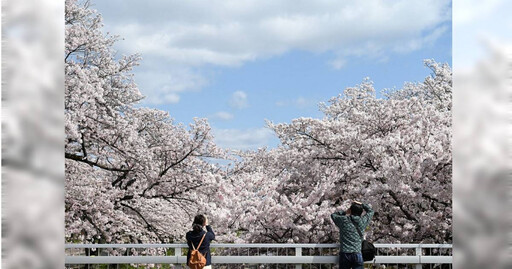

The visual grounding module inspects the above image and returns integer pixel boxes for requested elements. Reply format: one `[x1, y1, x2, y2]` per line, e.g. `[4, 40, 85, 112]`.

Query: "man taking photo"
[331, 200, 374, 269]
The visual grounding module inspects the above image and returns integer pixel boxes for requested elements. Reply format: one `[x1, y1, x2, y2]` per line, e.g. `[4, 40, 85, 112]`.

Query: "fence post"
[175, 247, 182, 269]
[295, 247, 302, 269]
[415, 245, 422, 269]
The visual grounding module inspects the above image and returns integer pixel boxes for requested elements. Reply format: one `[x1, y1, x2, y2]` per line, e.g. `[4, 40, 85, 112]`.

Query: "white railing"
[65, 243, 452, 268]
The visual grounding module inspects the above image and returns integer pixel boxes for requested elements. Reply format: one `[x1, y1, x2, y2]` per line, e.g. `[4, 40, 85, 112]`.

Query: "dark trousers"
[339, 252, 364, 269]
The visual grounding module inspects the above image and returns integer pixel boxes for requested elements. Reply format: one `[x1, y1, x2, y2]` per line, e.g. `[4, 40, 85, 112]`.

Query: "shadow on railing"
[65, 243, 452, 269]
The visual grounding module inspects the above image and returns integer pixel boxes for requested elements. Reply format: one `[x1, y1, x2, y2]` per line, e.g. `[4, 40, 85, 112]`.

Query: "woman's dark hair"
[192, 215, 206, 232]
[350, 203, 364, 216]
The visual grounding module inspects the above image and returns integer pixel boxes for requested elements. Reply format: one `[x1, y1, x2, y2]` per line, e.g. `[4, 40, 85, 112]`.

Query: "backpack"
[188, 233, 207, 269]
[349, 216, 376, 261]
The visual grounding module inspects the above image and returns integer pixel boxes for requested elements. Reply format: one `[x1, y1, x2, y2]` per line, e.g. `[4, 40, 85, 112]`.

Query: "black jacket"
[186, 225, 215, 265]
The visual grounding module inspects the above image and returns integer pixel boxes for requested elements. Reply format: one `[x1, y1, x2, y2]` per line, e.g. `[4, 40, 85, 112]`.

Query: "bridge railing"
[65, 243, 452, 269]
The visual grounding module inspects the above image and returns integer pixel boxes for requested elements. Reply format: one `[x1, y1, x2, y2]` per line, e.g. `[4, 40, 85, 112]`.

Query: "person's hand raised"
[204, 216, 208, 226]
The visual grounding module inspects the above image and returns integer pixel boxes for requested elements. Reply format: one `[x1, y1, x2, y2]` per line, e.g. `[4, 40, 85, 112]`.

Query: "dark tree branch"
[364, 158, 378, 172]
[159, 139, 205, 177]
[80, 132, 88, 158]
[112, 170, 129, 187]
[297, 130, 330, 148]
[82, 211, 107, 243]
[120, 202, 164, 242]
[422, 193, 450, 207]
[65, 43, 87, 62]
[66, 152, 130, 172]
[142, 183, 203, 199]
[388, 190, 417, 222]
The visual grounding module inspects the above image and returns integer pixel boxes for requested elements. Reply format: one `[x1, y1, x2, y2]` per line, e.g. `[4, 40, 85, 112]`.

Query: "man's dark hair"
[192, 214, 206, 232]
[350, 203, 363, 216]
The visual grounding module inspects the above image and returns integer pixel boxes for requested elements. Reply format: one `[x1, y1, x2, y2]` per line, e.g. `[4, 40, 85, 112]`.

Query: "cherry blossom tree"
[65, 0, 225, 244]
[65, 0, 452, 245]
[218, 60, 452, 244]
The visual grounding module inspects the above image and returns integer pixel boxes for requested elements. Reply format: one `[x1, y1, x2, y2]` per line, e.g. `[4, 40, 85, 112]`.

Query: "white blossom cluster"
[65, 0, 226, 244]
[215, 61, 452, 244]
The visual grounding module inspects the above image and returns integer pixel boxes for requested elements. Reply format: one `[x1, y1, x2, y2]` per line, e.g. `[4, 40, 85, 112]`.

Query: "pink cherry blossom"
[65, 0, 451, 246]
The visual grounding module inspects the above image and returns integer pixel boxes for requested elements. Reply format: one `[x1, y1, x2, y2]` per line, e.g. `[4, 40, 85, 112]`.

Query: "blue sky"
[93, 0, 452, 150]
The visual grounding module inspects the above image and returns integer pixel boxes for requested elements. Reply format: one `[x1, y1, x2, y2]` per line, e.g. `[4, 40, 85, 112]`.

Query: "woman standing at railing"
[186, 214, 215, 269]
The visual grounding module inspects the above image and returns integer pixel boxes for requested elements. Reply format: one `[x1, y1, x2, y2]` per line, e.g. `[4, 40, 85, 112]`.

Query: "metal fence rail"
[65, 243, 452, 268]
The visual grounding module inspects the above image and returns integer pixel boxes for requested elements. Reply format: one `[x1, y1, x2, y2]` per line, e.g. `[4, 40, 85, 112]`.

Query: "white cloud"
[210, 111, 234, 120]
[394, 25, 449, 53]
[144, 93, 180, 105]
[163, 93, 180, 104]
[328, 58, 347, 70]
[213, 127, 277, 150]
[295, 97, 308, 108]
[275, 101, 286, 107]
[95, 0, 451, 99]
[98, 0, 451, 67]
[136, 67, 208, 105]
[229, 91, 248, 109]
[276, 96, 316, 108]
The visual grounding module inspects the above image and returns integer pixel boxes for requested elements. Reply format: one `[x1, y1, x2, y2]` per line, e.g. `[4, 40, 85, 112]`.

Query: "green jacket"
[331, 204, 374, 253]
